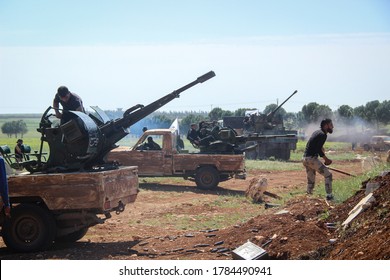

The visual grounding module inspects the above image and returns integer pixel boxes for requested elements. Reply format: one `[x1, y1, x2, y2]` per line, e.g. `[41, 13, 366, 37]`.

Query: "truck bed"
[8, 166, 139, 212]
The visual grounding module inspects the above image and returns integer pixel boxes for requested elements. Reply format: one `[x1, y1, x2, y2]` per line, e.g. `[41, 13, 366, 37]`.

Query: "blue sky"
[0, 0, 389, 114]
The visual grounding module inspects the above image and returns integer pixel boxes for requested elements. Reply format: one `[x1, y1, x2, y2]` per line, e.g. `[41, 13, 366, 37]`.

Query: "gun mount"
[223, 90, 298, 160]
[20, 71, 215, 173]
[190, 121, 293, 155]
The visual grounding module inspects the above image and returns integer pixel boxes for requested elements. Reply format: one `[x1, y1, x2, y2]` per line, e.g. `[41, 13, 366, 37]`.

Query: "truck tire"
[195, 166, 220, 189]
[2, 204, 56, 252]
[56, 227, 89, 243]
[363, 144, 370, 151]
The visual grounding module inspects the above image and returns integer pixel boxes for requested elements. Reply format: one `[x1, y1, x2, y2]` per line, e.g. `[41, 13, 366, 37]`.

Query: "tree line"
[1, 99, 389, 138]
[105, 99, 390, 135]
[1, 120, 28, 138]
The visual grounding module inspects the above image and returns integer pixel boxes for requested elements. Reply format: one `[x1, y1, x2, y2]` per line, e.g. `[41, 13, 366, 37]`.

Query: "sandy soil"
[0, 153, 389, 260]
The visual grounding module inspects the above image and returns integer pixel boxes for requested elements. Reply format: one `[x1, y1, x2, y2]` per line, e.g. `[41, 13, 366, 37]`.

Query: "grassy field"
[0, 116, 47, 152]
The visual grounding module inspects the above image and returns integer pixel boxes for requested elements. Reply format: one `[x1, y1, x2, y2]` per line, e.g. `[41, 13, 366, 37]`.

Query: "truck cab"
[107, 129, 246, 189]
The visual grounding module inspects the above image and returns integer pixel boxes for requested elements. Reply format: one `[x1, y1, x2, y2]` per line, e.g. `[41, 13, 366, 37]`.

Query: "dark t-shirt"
[54, 92, 84, 111]
[303, 129, 327, 157]
[187, 129, 199, 142]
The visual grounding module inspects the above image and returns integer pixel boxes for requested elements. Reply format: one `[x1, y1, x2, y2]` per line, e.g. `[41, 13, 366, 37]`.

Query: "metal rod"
[328, 167, 356, 177]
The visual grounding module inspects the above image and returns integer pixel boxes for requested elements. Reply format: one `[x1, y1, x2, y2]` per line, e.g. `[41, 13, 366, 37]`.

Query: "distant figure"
[243, 116, 251, 131]
[0, 155, 11, 218]
[142, 127, 148, 133]
[187, 123, 200, 146]
[302, 119, 334, 201]
[53, 86, 85, 125]
[144, 136, 161, 150]
[14, 139, 24, 162]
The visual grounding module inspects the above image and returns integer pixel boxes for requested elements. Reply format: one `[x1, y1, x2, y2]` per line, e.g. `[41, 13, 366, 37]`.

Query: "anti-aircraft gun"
[190, 120, 294, 156]
[221, 90, 299, 160]
[20, 71, 216, 173]
[245, 90, 298, 133]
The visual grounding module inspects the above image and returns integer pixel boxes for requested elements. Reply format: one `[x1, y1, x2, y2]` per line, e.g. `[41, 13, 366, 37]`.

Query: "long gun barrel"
[100, 71, 216, 146]
[22, 71, 215, 173]
[266, 90, 298, 120]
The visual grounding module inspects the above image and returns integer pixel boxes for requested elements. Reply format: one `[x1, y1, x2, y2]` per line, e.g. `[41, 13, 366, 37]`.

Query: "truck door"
[133, 133, 173, 176]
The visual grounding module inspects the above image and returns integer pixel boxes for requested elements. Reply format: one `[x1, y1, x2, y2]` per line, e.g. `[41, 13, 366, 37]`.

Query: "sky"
[0, 0, 389, 115]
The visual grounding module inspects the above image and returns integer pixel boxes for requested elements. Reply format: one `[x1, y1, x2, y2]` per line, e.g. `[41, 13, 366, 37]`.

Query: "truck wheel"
[56, 227, 89, 243]
[195, 166, 220, 189]
[2, 204, 56, 252]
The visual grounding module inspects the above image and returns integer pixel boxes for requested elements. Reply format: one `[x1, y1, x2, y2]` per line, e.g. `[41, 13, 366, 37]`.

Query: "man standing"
[14, 139, 24, 162]
[53, 86, 85, 124]
[302, 118, 334, 200]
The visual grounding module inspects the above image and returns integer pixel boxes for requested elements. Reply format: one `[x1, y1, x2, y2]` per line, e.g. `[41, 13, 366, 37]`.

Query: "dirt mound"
[324, 172, 390, 260]
[125, 171, 390, 260]
[0, 159, 389, 260]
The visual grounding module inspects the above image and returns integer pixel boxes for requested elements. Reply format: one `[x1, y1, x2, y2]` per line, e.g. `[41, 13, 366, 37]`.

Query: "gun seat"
[0, 145, 18, 166]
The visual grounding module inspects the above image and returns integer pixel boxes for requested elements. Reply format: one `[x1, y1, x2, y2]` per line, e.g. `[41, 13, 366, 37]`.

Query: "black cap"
[57, 86, 70, 97]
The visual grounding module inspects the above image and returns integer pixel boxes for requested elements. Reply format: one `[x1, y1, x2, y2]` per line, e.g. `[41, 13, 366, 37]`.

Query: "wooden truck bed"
[8, 166, 139, 212]
[172, 153, 245, 174]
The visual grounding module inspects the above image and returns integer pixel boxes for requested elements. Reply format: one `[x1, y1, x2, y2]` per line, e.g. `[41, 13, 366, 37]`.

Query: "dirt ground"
[0, 151, 389, 260]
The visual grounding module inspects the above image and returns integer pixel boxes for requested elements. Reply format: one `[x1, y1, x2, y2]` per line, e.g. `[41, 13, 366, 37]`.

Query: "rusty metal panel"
[8, 166, 138, 212]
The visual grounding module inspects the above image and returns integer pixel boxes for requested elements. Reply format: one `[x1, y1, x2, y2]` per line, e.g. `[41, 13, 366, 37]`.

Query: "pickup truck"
[1, 166, 138, 252]
[106, 129, 246, 189]
[361, 135, 390, 151]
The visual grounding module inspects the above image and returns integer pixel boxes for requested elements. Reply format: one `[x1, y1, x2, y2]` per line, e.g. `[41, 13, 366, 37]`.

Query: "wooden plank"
[8, 166, 138, 212]
[342, 193, 375, 228]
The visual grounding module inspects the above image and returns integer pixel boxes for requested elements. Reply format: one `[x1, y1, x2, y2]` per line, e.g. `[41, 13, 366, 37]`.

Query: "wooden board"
[8, 166, 138, 212]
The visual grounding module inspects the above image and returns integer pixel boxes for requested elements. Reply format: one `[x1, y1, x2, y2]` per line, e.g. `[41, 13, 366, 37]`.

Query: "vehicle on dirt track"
[107, 129, 246, 189]
[361, 135, 390, 151]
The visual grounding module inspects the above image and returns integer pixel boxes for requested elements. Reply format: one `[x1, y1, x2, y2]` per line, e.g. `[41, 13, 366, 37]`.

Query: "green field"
[0, 114, 378, 163]
[0, 116, 46, 152]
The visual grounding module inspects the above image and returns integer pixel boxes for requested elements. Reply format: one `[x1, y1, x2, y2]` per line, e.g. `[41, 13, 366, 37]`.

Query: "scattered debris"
[265, 203, 281, 209]
[246, 177, 268, 202]
[232, 241, 268, 260]
[275, 209, 290, 215]
[264, 191, 282, 199]
[342, 193, 376, 228]
[193, 244, 210, 248]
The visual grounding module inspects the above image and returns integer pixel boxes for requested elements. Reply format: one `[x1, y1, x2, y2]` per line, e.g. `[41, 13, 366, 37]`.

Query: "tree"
[263, 103, 286, 119]
[364, 100, 380, 123]
[181, 113, 208, 135]
[314, 105, 333, 121]
[337, 105, 353, 120]
[300, 102, 320, 123]
[17, 120, 28, 138]
[1, 120, 28, 138]
[234, 108, 256, 117]
[376, 100, 390, 125]
[208, 107, 233, 121]
[353, 105, 366, 120]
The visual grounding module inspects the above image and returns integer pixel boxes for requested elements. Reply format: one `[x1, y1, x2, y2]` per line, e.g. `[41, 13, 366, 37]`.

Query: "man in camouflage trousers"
[302, 119, 334, 200]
